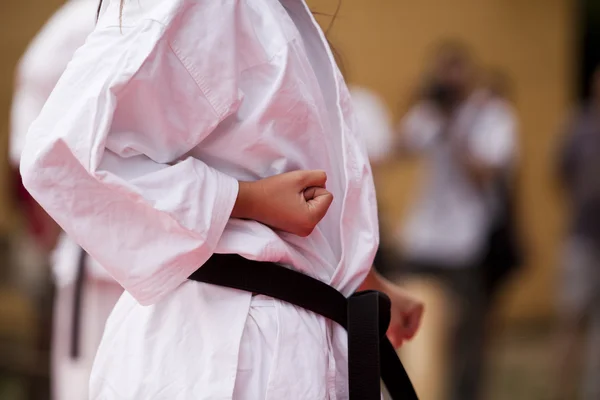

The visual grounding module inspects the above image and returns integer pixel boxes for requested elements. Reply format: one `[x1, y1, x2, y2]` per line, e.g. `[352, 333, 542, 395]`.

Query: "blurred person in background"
[10, 1, 123, 398]
[395, 42, 519, 400]
[555, 64, 600, 400]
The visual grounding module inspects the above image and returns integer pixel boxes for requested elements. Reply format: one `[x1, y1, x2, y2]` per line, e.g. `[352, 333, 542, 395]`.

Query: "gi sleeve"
[20, 21, 239, 305]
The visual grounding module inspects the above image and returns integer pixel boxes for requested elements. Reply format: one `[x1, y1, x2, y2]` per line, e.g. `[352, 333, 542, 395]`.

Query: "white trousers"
[52, 280, 123, 400]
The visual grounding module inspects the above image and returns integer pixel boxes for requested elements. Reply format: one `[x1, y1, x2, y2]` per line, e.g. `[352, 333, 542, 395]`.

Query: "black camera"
[427, 81, 462, 111]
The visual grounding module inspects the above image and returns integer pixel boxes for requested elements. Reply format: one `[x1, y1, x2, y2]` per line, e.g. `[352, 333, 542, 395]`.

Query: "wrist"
[231, 181, 256, 220]
[359, 268, 388, 292]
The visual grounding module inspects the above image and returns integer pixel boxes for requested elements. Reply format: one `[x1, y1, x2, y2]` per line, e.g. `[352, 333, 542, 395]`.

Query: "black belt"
[70, 248, 87, 359]
[189, 253, 419, 400]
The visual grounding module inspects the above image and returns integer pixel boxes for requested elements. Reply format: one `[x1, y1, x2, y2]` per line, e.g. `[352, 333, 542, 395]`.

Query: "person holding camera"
[395, 42, 519, 400]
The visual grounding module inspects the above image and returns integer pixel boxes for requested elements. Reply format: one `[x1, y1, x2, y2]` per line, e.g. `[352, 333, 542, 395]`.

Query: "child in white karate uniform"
[20, 1, 423, 398]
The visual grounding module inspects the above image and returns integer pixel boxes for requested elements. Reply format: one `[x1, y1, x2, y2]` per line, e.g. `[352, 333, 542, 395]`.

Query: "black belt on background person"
[70, 248, 87, 359]
[189, 253, 419, 400]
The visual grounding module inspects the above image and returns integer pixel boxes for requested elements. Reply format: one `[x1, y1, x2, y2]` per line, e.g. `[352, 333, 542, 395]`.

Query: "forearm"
[231, 181, 260, 220]
[359, 267, 392, 293]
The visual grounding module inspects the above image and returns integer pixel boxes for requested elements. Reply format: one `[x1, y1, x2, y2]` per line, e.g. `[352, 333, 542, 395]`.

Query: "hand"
[232, 170, 334, 237]
[359, 270, 424, 348]
[385, 285, 424, 348]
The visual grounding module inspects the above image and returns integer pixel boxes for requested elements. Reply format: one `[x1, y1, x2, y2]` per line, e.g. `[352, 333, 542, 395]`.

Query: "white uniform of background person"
[349, 86, 394, 164]
[10, 1, 123, 399]
[20, 0, 381, 399]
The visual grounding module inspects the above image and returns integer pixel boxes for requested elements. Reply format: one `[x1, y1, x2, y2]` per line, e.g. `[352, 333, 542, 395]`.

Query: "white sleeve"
[350, 87, 393, 163]
[468, 100, 518, 168]
[20, 22, 239, 305]
[9, 0, 96, 167]
[398, 103, 442, 152]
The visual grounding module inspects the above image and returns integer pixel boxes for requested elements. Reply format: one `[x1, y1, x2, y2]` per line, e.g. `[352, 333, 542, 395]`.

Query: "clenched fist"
[232, 170, 334, 237]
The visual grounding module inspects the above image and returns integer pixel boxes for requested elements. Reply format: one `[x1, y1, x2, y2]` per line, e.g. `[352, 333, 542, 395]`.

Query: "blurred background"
[0, 0, 598, 399]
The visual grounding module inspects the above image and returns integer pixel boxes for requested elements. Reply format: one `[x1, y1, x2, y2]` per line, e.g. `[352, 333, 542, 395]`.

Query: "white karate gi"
[10, 1, 123, 398]
[20, 0, 379, 399]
